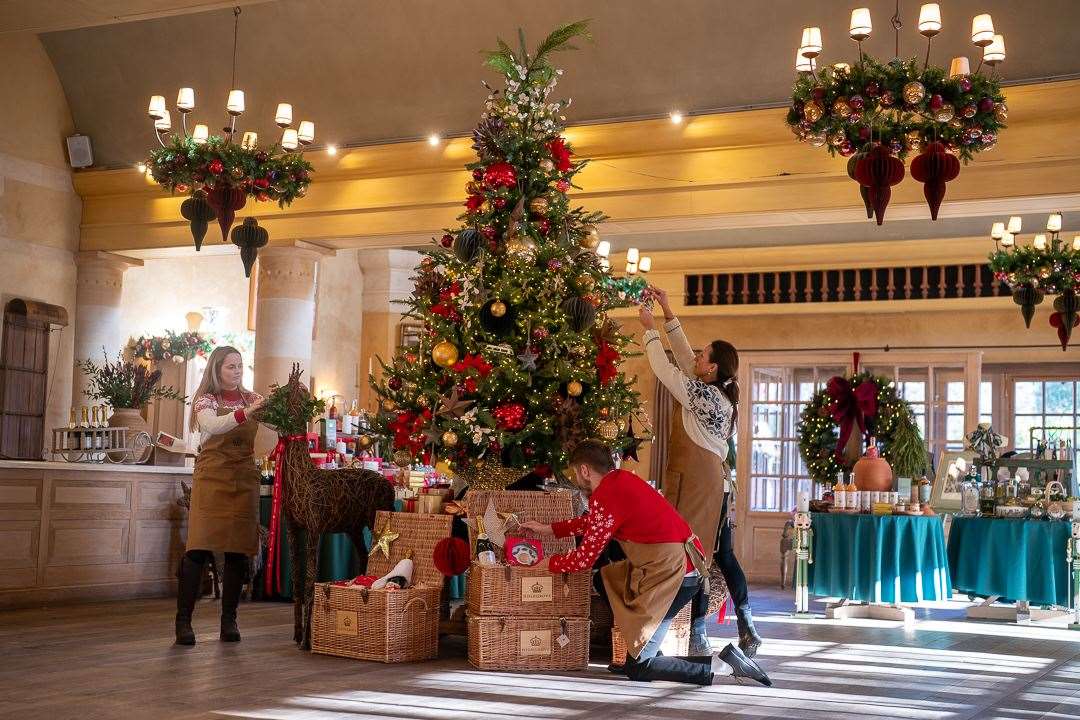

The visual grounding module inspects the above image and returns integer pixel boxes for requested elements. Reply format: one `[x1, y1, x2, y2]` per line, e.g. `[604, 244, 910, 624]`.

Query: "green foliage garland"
[261, 382, 325, 437]
[129, 331, 213, 363]
[989, 241, 1080, 294]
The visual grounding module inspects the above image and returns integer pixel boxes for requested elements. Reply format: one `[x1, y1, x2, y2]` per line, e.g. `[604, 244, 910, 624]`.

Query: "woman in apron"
[640, 288, 762, 658]
[175, 346, 264, 646]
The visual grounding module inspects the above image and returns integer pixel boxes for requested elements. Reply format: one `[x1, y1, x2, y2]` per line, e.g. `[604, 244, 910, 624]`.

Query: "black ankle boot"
[220, 555, 246, 642]
[717, 643, 772, 687]
[175, 555, 204, 646]
[735, 605, 762, 658]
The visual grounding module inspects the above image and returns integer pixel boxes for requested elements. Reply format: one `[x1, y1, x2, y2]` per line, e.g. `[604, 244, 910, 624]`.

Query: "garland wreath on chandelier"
[128, 331, 214, 364]
[797, 355, 926, 485]
[787, 2, 1008, 225]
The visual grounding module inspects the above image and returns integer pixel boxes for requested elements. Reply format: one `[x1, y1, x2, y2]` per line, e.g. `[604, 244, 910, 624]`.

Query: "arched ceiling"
[37, 0, 1080, 168]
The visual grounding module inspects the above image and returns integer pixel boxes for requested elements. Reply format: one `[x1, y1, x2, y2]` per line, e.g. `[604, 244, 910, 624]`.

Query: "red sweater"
[548, 469, 705, 574]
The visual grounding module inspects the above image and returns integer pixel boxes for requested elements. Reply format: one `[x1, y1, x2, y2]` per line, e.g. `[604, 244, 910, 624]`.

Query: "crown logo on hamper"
[522, 575, 553, 602]
[334, 610, 357, 637]
[519, 630, 552, 656]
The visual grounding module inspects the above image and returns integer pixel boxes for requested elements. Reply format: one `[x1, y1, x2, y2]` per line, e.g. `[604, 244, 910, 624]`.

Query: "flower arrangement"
[78, 351, 185, 409]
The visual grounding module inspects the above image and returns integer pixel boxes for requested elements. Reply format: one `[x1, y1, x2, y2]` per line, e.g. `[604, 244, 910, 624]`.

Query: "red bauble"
[480, 226, 497, 241]
[910, 141, 960, 221]
[440, 233, 454, 248]
[929, 94, 944, 111]
[864, 81, 881, 97]
[978, 97, 995, 113]
[483, 162, 517, 188]
[854, 144, 905, 225]
[493, 197, 508, 209]
[556, 179, 570, 193]
[537, 219, 551, 235]
[472, 168, 484, 181]
[388, 376, 403, 391]
[493, 402, 527, 431]
[488, 439, 502, 454]
[812, 86, 825, 101]
[208, 159, 224, 175]
[254, 177, 270, 189]
[532, 327, 549, 341]
[959, 77, 973, 92]
[523, 446, 535, 458]
[433, 537, 471, 577]
[848, 95, 865, 111]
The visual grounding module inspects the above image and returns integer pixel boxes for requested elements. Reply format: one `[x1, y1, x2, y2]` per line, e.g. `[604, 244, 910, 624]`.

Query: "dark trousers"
[184, 548, 246, 572]
[691, 492, 750, 628]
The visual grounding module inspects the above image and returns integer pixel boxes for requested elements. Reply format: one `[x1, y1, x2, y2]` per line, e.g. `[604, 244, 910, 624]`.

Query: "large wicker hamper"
[467, 615, 591, 671]
[311, 511, 451, 663]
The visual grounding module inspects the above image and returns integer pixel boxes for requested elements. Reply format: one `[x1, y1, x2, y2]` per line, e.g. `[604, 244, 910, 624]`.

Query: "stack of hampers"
[311, 510, 451, 662]
[465, 489, 592, 671]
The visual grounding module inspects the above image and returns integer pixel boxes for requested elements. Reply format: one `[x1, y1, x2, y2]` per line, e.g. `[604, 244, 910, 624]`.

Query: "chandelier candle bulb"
[297, 121, 315, 144]
[626, 247, 640, 264]
[990, 222, 1005, 240]
[625, 261, 638, 275]
[148, 95, 166, 119]
[281, 128, 299, 150]
[638, 256, 652, 273]
[800, 27, 823, 57]
[275, 102, 293, 127]
[192, 123, 209, 145]
[795, 50, 816, 72]
[596, 240, 611, 258]
[154, 110, 171, 131]
[176, 87, 195, 112]
[849, 8, 872, 41]
[1073, 237, 1080, 251]
[983, 34, 1006, 65]
[1001, 232, 1014, 247]
[971, 14, 995, 46]
[226, 89, 245, 115]
[241, 132, 257, 150]
[833, 62, 851, 72]
[918, 4, 942, 36]
[1033, 234, 1047, 250]
[1048, 213, 1062, 233]
[1007, 216, 1022, 234]
[949, 56, 970, 77]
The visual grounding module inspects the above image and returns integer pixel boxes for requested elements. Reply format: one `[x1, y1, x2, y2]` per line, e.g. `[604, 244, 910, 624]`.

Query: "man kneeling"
[522, 440, 770, 687]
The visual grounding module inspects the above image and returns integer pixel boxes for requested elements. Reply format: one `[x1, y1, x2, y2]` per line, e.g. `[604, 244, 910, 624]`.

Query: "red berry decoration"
[440, 233, 454, 248]
[256, 192, 270, 202]
[208, 159, 224, 175]
[493, 402, 527, 431]
[537, 219, 551, 235]
[864, 81, 881, 97]
[532, 327, 549, 341]
[854, 143, 905, 225]
[388, 376, 403, 391]
[480, 226, 497, 241]
[556, 179, 570, 193]
[493, 197, 508, 209]
[910, 141, 960, 221]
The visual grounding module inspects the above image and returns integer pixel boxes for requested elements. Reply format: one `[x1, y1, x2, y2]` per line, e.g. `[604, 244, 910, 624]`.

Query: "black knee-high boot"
[176, 553, 206, 646]
[220, 553, 247, 642]
[736, 605, 762, 658]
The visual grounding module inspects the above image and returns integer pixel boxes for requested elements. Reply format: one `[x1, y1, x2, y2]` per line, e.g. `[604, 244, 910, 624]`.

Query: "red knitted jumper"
[548, 469, 705, 574]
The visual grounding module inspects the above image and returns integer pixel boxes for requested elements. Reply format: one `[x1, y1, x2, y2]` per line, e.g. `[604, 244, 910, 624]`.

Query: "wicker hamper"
[311, 511, 451, 662]
[467, 562, 590, 618]
[468, 615, 591, 671]
[464, 489, 576, 556]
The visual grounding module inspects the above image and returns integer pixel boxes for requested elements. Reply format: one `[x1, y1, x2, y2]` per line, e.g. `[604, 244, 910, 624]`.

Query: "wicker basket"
[610, 603, 692, 667]
[311, 511, 451, 662]
[467, 614, 591, 671]
[589, 591, 614, 644]
[466, 562, 590, 618]
[464, 489, 577, 556]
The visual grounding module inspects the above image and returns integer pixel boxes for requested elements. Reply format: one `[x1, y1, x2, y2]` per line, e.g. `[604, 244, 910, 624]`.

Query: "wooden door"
[0, 313, 50, 459]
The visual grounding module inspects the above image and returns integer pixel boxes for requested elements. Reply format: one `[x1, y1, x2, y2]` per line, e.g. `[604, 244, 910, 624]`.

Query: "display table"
[947, 516, 1071, 621]
[808, 512, 952, 621]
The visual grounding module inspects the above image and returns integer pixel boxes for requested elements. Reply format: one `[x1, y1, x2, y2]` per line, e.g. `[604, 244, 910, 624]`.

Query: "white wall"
[310, 249, 365, 406]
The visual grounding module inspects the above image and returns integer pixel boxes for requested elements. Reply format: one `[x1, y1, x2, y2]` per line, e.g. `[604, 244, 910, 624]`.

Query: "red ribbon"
[825, 376, 878, 459]
[265, 434, 307, 596]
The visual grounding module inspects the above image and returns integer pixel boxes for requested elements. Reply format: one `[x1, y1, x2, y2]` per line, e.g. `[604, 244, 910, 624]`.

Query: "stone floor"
[3, 585, 1080, 719]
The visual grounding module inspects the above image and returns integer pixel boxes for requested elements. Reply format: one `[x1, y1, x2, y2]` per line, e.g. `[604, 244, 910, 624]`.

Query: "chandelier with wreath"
[144, 6, 315, 276]
[788, 2, 1008, 225]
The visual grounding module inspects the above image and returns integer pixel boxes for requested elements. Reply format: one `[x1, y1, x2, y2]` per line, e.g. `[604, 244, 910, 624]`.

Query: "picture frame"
[930, 449, 975, 513]
[398, 321, 423, 348]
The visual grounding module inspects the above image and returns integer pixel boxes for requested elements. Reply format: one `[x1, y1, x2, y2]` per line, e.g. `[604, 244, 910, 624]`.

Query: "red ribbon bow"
[825, 376, 878, 460]
[265, 434, 307, 596]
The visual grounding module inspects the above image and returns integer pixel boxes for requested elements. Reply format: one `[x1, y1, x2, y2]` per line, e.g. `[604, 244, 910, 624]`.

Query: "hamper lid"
[368, 510, 452, 588]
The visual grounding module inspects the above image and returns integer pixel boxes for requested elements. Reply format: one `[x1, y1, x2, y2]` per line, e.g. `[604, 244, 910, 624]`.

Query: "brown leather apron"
[663, 410, 728, 560]
[601, 537, 709, 659]
[186, 405, 260, 555]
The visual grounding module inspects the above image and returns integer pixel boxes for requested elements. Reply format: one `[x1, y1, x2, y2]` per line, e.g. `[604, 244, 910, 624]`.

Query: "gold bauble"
[579, 226, 601, 249]
[905, 130, 923, 153]
[994, 104, 1008, 123]
[539, 158, 555, 172]
[358, 434, 373, 448]
[597, 420, 620, 441]
[832, 98, 852, 118]
[803, 100, 824, 123]
[567, 380, 584, 397]
[599, 407, 611, 419]
[432, 340, 459, 368]
[382, 398, 397, 412]
[808, 131, 827, 147]
[466, 181, 483, 195]
[933, 103, 956, 123]
[902, 81, 926, 105]
[576, 274, 596, 292]
[441, 431, 459, 447]
[490, 300, 508, 318]
[478, 200, 491, 214]
[506, 234, 537, 262]
[828, 131, 846, 147]
[528, 197, 550, 215]
[417, 395, 431, 408]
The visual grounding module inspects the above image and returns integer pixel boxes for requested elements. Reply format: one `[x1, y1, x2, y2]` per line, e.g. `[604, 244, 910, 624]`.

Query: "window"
[1012, 379, 1079, 452]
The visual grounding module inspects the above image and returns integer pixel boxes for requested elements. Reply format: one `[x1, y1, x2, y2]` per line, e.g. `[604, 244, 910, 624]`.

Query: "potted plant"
[77, 351, 185, 440]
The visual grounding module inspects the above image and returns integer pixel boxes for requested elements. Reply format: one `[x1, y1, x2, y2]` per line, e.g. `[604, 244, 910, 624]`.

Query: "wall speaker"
[66, 134, 93, 168]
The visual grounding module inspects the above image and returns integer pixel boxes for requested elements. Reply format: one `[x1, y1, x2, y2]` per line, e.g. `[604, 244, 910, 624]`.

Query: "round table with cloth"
[808, 512, 952, 604]
[947, 516, 1071, 608]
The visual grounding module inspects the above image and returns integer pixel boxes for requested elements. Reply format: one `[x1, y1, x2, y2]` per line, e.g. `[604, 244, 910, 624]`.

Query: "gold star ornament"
[372, 520, 400, 559]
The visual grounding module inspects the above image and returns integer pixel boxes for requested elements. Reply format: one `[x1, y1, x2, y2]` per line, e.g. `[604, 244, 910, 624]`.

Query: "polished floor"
[3, 585, 1080, 720]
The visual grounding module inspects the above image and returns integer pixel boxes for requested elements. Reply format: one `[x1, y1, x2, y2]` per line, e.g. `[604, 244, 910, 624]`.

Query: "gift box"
[311, 511, 451, 663]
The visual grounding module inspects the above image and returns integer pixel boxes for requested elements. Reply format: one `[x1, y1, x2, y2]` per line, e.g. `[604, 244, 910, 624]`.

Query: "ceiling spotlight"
[669, 111, 684, 124]
[326, 144, 338, 156]
[135, 162, 147, 174]
[428, 133, 441, 146]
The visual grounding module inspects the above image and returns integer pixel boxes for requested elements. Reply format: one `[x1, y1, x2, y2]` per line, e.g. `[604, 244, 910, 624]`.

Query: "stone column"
[72, 251, 143, 406]
[356, 249, 421, 410]
[252, 242, 334, 397]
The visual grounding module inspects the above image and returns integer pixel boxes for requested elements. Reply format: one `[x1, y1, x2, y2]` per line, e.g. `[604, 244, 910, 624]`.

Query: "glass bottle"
[475, 516, 498, 566]
[979, 465, 996, 517]
[832, 471, 847, 511]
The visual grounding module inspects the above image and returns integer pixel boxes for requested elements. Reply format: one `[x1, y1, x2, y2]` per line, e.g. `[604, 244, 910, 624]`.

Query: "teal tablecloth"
[947, 516, 1070, 608]
[258, 496, 464, 601]
[808, 513, 952, 603]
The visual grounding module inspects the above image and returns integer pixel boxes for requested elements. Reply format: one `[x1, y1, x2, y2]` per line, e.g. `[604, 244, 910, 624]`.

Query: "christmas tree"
[372, 22, 648, 480]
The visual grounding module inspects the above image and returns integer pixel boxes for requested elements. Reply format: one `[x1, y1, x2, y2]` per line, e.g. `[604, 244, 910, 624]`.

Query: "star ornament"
[372, 520, 400, 559]
[517, 347, 539, 372]
[463, 499, 510, 549]
[437, 387, 474, 419]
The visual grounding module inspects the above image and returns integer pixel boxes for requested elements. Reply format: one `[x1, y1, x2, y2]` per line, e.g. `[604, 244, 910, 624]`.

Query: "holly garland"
[788, 57, 1005, 162]
[129, 331, 213, 363]
[147, 134, 313, 207]
[796, 371, 921, 486]
[370, 22, 645, 474]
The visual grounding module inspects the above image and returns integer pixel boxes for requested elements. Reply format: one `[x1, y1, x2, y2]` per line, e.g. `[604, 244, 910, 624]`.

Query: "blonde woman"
[176, 346, 264, 646]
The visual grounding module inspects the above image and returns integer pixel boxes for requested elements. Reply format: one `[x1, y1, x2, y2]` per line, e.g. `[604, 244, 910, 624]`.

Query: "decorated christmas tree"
[371, 22, 649, 482]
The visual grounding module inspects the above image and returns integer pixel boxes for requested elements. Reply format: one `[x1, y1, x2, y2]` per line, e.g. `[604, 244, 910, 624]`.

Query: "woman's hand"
[649, 285, 674, 319]
[519, 520, 552, 536]
[638, 304, 656, 331]
[247, 397, 267, 420]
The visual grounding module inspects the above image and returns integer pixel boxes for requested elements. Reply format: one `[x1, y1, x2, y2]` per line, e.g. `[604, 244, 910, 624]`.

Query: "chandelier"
[788, 2, 1007, 225]
[595, 242, 651, 303]
[989, 213, 1080, 350]
[144, 7, 315, 276]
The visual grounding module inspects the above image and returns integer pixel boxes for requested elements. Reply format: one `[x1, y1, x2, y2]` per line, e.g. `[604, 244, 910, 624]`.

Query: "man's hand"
[638, 304, 656, 331]
[520, 520, 552, 536]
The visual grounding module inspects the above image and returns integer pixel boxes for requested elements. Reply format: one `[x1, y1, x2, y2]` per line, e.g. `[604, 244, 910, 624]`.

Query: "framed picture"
[930, 449, 975, 512]
[398, 321, 423, 348]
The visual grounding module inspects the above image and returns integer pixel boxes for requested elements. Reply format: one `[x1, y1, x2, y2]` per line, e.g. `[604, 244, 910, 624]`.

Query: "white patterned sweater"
[192, 389, 263, 437]
[643, 318, 733, 492]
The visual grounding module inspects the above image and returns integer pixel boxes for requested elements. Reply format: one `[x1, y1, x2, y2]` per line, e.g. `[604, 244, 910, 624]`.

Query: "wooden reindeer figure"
[275, 365, 394, 649]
